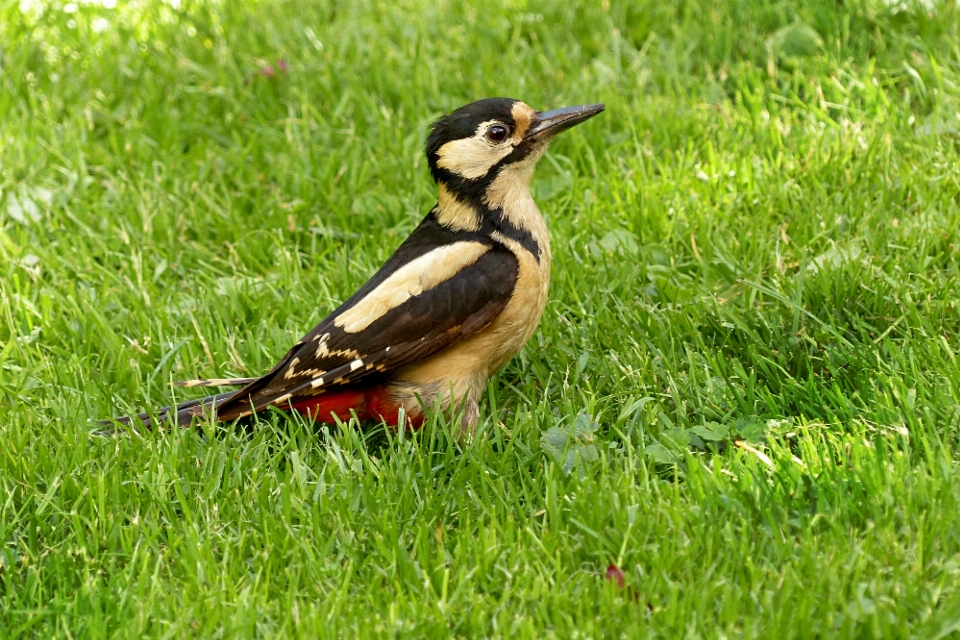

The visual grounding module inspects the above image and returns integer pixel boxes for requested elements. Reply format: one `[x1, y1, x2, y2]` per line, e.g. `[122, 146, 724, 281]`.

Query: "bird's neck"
[435, 183, 483, 233]
[434, 165, 550, 264]
[481, 160, 548, 253]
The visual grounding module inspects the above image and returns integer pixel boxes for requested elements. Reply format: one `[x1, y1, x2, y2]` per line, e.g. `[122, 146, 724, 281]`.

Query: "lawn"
[3, 0, 960, 636]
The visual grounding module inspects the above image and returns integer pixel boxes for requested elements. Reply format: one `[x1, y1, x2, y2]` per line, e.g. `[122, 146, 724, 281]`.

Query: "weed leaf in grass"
[767, 22, 823, 59]
[807, 243, 864, 274]
[541, 413, 600, 476]
[643, 443, 677, 465]
[689, 422, 729, 442]
[734, 417, 767, 442]
[6, 190, 43, 225]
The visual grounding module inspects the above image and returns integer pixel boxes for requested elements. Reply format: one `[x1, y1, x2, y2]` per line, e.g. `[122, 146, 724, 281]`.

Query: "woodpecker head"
[426, 98, 604, 197]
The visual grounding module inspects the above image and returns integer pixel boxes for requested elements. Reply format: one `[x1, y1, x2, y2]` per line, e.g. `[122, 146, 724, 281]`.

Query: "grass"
[2, 0, 960, 636]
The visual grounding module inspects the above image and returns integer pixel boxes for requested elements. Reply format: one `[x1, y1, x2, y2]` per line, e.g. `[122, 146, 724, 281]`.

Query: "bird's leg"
[457, 397, 480, 442]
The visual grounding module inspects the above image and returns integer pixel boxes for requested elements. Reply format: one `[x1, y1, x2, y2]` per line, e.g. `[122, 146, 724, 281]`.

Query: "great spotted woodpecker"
[105, 98, 604, 437]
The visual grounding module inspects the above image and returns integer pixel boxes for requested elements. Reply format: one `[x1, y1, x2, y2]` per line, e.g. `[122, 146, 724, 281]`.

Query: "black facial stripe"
[481, 208, 541, 260]
[430, 149, 544, 261]
[434, 200, 539, 262]
[495, 139, 538, 167]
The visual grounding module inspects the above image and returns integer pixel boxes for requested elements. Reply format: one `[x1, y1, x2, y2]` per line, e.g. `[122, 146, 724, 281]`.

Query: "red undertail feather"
[104, 387, 426, 431]
[288, 387, 427, 429]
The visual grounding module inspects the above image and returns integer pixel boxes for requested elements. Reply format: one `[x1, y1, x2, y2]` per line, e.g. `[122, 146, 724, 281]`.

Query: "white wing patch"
[284, 357, 301, 380]
[284, 356, 329, 381]
[315, 332, 360, 359]
[334, 241, 490, 333]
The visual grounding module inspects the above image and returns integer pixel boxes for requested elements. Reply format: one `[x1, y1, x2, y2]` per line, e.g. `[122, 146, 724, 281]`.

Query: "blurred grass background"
[2, 0, 960, 636]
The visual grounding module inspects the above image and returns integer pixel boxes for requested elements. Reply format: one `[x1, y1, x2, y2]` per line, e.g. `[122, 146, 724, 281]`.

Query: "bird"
[103, 98, 604, 438]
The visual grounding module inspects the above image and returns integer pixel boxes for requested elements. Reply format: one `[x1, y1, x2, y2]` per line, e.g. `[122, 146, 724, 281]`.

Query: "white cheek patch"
[334, 241, 490, 333]
[436, 120, 516, 180]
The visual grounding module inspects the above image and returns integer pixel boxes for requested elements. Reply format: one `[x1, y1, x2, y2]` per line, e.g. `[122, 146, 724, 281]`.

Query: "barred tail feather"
[172, 377, 259, 388]
[97, 391, 237, 433]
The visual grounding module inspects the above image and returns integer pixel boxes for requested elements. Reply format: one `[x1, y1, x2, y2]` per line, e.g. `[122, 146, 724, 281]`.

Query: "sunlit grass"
[2, 0, 960, 636]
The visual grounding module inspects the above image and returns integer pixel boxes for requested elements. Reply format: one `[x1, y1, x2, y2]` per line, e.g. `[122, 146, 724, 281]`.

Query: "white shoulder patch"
[334, 241, 490, 333]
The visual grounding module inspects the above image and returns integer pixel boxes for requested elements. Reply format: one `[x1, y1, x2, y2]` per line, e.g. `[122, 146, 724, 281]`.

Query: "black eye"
[486, 125, 509, 142]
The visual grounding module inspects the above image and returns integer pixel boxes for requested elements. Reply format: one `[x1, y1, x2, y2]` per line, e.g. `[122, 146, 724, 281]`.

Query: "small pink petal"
[259, 65, 275, 78]
[605, 564, 626, 589]
[277, 58, 288, 72]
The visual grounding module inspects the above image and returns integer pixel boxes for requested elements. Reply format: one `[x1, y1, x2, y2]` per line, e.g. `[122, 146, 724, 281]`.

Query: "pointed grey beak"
[525, 103, 605, 140]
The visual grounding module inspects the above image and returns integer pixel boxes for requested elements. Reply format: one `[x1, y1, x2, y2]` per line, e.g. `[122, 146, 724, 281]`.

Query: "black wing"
[214, 215, 519, 420]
